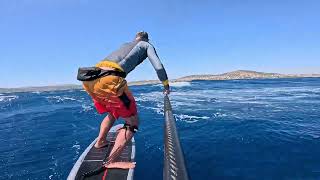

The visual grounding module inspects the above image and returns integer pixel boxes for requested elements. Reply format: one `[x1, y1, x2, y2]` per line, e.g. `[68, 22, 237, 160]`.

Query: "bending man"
[82, 31, 170, 168]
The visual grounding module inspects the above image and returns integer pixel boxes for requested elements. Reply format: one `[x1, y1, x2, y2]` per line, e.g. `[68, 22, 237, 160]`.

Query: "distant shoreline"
[1, 70, 320, 93]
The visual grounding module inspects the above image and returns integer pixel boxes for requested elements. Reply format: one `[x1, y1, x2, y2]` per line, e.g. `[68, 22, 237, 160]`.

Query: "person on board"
[80, 31, 170, 168]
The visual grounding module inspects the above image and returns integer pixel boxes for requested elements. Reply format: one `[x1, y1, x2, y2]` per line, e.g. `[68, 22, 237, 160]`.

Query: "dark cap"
[136, 31, 149, 41]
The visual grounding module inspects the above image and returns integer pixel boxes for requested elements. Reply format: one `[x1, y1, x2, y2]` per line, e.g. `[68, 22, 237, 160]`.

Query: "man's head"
[135, 31, 149, 42]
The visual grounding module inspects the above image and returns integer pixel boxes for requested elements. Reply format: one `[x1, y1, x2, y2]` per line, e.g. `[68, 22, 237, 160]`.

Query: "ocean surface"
[1, 78, 320, 180]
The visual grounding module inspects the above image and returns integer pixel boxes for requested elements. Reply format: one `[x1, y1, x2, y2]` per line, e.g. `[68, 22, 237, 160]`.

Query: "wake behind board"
[68, 124, 135, 180]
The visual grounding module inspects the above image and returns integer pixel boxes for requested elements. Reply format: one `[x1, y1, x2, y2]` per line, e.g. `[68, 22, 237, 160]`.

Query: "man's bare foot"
[94, 139, 108, 148]
[105, 162, 136, 169]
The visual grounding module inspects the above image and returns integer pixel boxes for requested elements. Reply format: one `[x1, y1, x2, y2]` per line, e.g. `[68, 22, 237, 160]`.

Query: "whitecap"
[72, 141, 81, 160]
[174, 114, 210, 123]
[135, 96, 149, 102]
[81, 104, 93, 112]
[170, 81, 191, 87]
[135, 92, 163, 104]
[183, 119, 199, 123]
[0, 95, 19, 102]
[212, 112, 227, 118]
[61, 97, 77, 101]
[144, 106, 164, 115]
[72, 144, 80, 150]
[46, 96, 77, 103]
[153, 81, 191, 87]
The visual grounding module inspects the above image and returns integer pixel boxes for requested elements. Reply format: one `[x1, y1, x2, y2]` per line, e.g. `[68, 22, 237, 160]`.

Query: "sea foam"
[0, 95, 19, 102]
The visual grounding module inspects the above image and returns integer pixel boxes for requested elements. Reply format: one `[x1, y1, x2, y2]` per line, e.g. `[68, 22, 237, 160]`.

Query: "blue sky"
[1, 0, 320, 88]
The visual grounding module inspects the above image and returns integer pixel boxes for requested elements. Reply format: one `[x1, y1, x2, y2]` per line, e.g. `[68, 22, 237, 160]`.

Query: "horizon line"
[1, 69, 320, 89]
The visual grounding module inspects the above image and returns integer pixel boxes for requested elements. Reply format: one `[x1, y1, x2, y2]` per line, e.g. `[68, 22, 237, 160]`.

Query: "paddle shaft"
[163, 95, 189, 180]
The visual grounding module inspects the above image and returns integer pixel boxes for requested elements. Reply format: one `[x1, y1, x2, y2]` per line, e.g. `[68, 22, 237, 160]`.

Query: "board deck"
[68, 124, 135, 180]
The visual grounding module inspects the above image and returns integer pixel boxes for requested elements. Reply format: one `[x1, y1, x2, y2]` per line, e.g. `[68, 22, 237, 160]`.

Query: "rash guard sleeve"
[146, 44, 169, 86]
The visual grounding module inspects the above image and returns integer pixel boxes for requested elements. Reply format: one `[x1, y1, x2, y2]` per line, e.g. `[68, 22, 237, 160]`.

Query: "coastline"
[1, 70, 320, 93]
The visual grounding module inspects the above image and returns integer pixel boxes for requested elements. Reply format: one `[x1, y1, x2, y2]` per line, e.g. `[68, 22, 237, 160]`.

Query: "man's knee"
[124, 115, 139, 125]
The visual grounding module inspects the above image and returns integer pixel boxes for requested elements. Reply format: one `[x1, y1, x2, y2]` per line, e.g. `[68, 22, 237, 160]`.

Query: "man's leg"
[105, 115, 139, 168]
[94, 113, 116, 148]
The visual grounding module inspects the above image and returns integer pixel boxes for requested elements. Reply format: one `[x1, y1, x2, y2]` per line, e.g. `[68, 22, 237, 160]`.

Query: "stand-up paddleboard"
[68, 124, 135, 180]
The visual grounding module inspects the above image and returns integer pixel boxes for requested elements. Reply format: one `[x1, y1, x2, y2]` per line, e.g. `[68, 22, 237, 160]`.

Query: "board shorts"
[82, 60, 138, 119]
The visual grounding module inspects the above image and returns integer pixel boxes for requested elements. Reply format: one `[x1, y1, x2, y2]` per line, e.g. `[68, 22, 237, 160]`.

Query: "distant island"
[1, 70, 320, 93]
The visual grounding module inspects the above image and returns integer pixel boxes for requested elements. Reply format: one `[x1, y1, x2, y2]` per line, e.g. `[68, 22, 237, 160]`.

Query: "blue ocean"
[1, 78, 320, 180]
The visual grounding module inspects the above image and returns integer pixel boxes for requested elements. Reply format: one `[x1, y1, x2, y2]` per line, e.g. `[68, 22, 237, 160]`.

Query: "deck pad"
[68, 124, 135, 180]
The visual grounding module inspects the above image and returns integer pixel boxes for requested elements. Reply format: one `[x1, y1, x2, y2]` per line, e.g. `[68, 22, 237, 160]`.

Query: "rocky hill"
[177, 70, 320, 81]
[177, 70, 282, 81]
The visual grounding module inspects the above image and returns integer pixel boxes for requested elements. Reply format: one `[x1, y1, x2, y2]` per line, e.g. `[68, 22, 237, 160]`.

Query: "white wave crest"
[72, 141, 81, 160]
[135, 92, 163, 104]
[81, 104, 93, 112]
[170, 82, 191, 87]
[46, 96, 77, 102]
[212, 112, 227, 118]
[0, 95, 19, 102]
[135, 96, 149, 102]
[73, 144, 80, 152]
[144, 106, 164, 115]
[153, 81, 191, 87]
[174, 114, 210, 123]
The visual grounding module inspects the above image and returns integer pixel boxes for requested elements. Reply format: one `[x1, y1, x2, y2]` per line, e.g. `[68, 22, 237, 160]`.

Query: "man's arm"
[146, 43, 170, 93]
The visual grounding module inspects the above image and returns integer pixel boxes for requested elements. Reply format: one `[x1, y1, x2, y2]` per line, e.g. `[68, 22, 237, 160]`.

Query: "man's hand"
[163, 88, 170, 95]
[163, 83, 170, 95]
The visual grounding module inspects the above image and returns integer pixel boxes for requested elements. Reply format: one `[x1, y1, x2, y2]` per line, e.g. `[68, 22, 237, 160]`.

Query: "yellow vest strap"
[162, 80, 169, 86]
